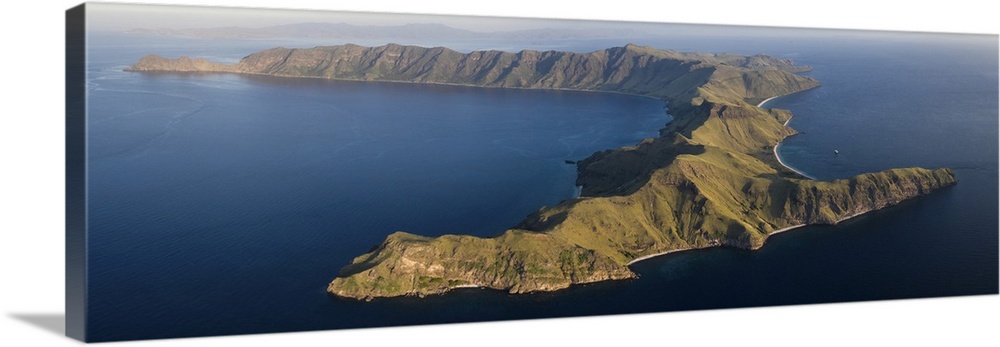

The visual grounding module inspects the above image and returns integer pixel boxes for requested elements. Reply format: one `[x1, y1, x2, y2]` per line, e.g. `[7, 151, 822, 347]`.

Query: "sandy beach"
[768, 223, 807, 236]
[626, 92, 837, 267]
[773, 143, 816, 179]
[757, 95, 779, 108]
[626, 247, 703, 266]
[759, 94, 816, 179]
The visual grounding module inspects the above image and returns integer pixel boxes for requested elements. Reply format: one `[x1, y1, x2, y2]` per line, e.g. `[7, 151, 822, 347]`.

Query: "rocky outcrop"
[327, 231, 636, 300]
[128, 44, 956, 300]
[124, 55, 231, 72]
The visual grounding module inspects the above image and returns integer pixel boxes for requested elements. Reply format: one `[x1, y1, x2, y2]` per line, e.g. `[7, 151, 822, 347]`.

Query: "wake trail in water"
[92, 87, 208, 160]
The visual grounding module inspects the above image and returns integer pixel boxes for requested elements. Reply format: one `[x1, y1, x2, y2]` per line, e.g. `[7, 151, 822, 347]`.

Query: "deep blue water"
[84, 31, 997, 341]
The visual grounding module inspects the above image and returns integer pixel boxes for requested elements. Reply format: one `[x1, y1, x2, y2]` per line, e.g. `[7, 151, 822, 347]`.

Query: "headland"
[129, 43, 957, 300]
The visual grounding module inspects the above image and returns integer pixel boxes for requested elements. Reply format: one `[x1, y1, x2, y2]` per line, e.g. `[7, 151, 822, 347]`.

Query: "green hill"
[129, 44, 956, 300]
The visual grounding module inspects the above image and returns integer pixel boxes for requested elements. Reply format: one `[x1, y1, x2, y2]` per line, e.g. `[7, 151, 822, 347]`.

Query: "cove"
[86, 56, 668, 340]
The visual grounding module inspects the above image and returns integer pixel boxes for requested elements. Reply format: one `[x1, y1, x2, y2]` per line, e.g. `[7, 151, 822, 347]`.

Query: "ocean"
[83, 30, 997, 341]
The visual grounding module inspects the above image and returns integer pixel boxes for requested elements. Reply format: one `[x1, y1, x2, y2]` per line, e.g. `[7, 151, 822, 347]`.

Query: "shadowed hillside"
[129, 44, 956, 300]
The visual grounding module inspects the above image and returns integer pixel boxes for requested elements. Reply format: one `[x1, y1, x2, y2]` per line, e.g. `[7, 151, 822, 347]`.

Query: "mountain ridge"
[127, 44, 956, 300]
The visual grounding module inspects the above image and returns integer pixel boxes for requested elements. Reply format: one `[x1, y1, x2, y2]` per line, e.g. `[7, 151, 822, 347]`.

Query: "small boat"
[834, 149, 840, 155]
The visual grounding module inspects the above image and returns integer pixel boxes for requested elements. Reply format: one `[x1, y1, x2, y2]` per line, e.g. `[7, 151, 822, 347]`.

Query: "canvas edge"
[57, 2, 999, 343]
[65, 2, 87, 342]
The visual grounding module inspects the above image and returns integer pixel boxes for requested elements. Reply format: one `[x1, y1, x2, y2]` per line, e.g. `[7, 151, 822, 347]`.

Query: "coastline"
[274, 70, 825, 272]
[130, 68, 668, 102]
[758, 91, 817, 180]
[451, 284, 481, 289]
[140, 63, 674, 210]
[159, 46, 952, 300]
[627, 209, 876, 267]
[756, 87, 814, 109]
[773, 143, 816, 179]
[627, 89, 837, 268]
[624, 221, 809, 267]
[756, 95, 780, 108]
[768, 223, 808, 236]
[626, 247, 703, 266]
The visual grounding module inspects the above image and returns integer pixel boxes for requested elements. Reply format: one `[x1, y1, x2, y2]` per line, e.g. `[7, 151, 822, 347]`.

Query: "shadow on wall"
[9, 313, 65, 336]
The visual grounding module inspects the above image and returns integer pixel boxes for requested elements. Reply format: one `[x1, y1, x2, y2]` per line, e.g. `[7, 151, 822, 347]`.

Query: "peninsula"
[128, 44, 956, 300]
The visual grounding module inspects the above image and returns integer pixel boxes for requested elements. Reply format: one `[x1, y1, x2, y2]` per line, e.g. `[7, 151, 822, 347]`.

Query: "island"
[128, 43, 957, 300]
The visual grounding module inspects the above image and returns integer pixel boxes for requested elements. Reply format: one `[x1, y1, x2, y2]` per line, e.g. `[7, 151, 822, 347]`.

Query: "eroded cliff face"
[128, 44, 956, 300]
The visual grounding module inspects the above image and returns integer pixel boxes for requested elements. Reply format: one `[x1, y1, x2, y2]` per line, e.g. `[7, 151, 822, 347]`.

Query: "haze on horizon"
[85, 2, 847, 40]
[86, 3, 995, 54]
[86, 3, 614, 32]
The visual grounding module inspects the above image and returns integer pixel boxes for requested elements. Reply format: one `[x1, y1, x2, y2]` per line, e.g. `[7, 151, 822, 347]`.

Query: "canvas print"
[66, 2, 998, 342]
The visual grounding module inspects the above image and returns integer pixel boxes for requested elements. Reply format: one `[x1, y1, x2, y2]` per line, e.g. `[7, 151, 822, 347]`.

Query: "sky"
[86, 2, 589, 32]
[84, 2, 991, 45]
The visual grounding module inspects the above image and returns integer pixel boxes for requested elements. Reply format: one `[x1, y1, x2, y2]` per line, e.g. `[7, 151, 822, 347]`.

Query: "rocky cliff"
[129, 44, 956, 300]
[127, 43, 817, 103]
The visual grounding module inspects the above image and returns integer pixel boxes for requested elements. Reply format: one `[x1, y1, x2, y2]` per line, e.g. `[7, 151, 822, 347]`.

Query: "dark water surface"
[85, 31, 997, 341]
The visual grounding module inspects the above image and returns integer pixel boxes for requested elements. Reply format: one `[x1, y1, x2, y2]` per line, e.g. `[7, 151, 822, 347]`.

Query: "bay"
[83, 31, 998, 341]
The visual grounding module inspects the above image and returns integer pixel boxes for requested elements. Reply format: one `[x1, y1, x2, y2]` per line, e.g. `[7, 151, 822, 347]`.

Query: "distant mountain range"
[125, 22, 651, 40]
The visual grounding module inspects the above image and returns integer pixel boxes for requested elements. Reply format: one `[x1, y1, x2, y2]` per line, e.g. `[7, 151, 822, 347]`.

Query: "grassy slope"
[128, 44, 956, 300]
[315, 46, 953, 300]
